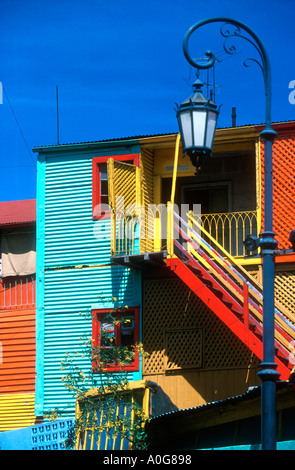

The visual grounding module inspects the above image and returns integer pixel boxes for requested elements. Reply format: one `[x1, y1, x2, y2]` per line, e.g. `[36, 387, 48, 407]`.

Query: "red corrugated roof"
[0, 199, 36, 226]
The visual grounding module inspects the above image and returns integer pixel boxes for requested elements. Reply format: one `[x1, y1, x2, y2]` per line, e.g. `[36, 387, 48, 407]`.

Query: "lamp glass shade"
[205, 110, 218, 149]
[179, 110, 193, 149]
[192, 109, 207, 147]
[176, 79, 219, 160]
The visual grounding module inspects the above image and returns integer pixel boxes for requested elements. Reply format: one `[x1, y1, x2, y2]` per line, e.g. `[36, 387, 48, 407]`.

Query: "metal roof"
[149, 381, 293, 423]
[32, 132, 177, 152]
[149, 386, 260, 423]
[151, 381, 295, 422]
[0, 199, 36, 227]
[32, 121, 295, 152]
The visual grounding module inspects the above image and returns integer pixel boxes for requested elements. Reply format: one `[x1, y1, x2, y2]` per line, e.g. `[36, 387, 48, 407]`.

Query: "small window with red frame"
[92, 307, 139, 372]
[92, 154, 139, 220]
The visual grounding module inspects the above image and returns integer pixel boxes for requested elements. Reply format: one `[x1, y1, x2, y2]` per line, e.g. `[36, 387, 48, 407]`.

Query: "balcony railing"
[200, 210, 258, 257]
[111, 209, 259, 258]
[0, 275, 36, 309]
[112, 216, 140, 258]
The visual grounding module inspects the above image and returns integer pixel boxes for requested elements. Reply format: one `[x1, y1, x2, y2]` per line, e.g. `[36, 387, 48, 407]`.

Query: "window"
[92, 307, 140, 372]
[92, 154, 139, 219]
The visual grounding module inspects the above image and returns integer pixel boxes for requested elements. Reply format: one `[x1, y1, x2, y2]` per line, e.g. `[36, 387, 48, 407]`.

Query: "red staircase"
[165, 211, 295, 381]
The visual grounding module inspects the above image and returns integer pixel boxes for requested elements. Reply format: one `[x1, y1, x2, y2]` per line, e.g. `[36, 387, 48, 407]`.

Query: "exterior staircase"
[111, 205, 295, 382]
[165, 210, 295, 381]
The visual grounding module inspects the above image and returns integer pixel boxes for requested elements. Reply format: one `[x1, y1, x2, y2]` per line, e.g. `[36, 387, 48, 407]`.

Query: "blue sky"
[0, 0, 294, 202]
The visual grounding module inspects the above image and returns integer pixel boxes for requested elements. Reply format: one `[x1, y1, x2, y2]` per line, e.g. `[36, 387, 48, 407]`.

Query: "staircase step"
[275, 349, 293, 368]
[249, 323, 263, 338]
[201, 277, 213, 287]
[277, 355, 291, 368]
[188, 263, 202, 276]
[211, 286, 224, 299]
[222, 300, 235, 310]
[166, 255, 293, 379]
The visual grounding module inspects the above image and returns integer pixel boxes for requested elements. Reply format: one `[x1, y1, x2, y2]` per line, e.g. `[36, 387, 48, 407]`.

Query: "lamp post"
[177, 17, 279, 450]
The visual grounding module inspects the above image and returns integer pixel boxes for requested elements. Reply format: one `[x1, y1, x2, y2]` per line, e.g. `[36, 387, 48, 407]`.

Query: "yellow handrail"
[187, 211, 295, 338]
[188, 211, 260, 287]
[170, 133, 181, 205]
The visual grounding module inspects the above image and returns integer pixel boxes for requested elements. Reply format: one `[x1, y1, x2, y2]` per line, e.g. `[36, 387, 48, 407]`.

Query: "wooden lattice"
[260, 134, 295, 250]
[142, 278, 260, 375]
[109, 160, 138, 214]
[275, 271, 295, 324]
[140, 148, 154, 253]
[246, 267, 261, 284]
[164, 329, 203, 371]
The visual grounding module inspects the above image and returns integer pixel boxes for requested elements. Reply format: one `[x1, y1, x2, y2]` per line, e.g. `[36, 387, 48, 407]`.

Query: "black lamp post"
[177, 17, 279, 450]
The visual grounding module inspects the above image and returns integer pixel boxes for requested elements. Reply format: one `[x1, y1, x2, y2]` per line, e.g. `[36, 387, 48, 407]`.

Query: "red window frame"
[92, 307, 140, 372]
[92, 154, 140, 220]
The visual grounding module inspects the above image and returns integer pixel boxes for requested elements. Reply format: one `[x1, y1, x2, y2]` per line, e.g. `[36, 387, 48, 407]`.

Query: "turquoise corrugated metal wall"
[36, 144, 142, 418]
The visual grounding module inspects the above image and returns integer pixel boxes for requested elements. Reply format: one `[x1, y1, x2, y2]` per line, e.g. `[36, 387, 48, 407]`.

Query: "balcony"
[0, 275, 36, 309]
[111, 209, 259, 259]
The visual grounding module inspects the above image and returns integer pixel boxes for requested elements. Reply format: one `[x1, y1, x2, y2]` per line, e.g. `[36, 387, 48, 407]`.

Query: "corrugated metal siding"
[43, 267, 141, 417]
[37, 147, 142, 418]
[0, 308, 35, 395]
[0, 393, 35, 431]
[44, 156, 103, 267]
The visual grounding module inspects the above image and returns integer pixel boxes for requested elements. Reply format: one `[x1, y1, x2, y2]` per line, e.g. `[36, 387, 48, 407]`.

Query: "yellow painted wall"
[0, 393, 35, 431]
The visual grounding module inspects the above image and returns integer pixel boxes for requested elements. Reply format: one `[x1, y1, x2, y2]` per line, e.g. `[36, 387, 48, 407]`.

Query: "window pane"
[120, 315, 135, 347]
[100, 195, 109, 206]
[100, 315, 115, 348]
[121, 330, 134, 347]
[122, 316, 134, 329]
[101, 179, 108, 196]
[99, 163, 107, 180]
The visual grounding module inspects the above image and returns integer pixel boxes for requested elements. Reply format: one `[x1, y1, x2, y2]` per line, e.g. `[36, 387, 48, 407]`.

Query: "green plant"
[45, 298, 149, 450]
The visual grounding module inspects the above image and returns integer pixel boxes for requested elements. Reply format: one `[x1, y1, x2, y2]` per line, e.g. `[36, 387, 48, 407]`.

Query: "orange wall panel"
[260, 133, 295, 250]
[0, 308, 36, 395]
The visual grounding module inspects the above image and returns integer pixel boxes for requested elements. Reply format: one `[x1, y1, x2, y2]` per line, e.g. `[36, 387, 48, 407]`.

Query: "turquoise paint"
[35, 153, 46, 417]
[0, 418, 74, 450]
[36, 141, 143, 417]
[204, 441, 295, 450]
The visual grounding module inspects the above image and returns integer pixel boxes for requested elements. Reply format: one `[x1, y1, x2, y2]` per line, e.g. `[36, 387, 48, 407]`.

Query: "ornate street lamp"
[178, 17, 279, 450]
[176, 75, 219, 172]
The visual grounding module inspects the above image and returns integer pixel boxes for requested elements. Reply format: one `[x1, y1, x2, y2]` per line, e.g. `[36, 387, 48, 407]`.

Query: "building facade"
[33, 121, 295, 419]
[0, 199, 36, 431]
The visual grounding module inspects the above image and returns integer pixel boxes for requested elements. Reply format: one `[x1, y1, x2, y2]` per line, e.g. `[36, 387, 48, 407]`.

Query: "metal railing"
[0, 275, 36, 309]
[112, 216, 140, 256]
[200, 210, 258, 257]
[112, 208, 258, 258]
[169, 209, 295, 357]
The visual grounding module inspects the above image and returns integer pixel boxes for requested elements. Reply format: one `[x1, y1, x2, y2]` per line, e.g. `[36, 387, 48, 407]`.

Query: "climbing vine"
[44, 297, 149, 450]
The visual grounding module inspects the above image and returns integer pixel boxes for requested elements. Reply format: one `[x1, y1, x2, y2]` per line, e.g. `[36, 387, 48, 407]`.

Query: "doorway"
[181, 182, 231, 214]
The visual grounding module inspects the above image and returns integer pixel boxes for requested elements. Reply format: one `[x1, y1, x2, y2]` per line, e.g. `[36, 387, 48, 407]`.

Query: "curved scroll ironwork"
[220, 22, 265, 77]
[182, 17, 273, 130]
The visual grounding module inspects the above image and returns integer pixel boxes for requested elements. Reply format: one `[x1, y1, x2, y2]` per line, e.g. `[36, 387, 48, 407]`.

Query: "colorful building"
[32, 121, 295, 424]
[0, 199, 36, 431]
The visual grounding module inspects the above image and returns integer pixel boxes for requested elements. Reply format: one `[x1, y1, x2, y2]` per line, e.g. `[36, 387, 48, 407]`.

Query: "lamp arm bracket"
[182, 17, 273, 128]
